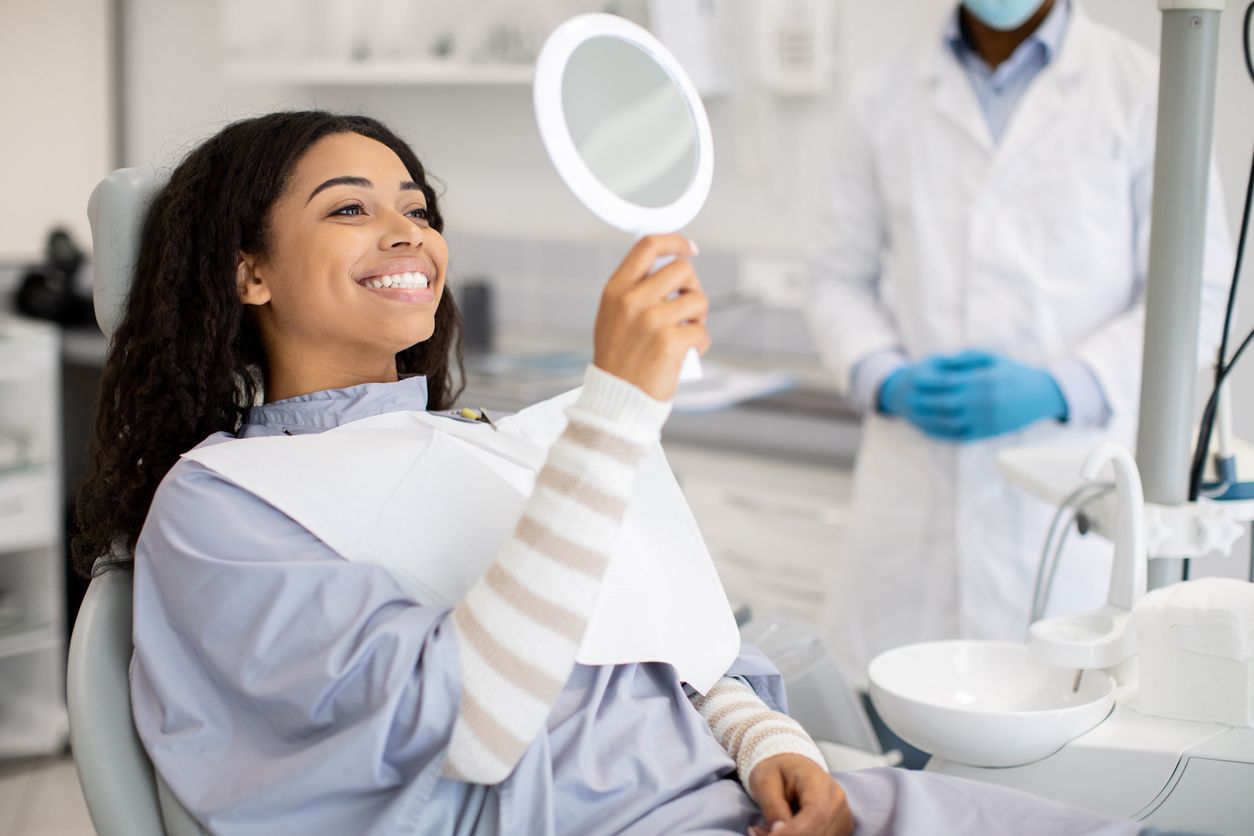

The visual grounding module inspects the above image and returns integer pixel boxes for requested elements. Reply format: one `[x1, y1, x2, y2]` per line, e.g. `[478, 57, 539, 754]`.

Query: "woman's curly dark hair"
[72, 111, 464, 577]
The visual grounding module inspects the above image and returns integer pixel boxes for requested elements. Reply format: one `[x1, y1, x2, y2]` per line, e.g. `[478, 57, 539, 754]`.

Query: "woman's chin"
[386, 325, 436, 354]
[369, 311, 436, 348]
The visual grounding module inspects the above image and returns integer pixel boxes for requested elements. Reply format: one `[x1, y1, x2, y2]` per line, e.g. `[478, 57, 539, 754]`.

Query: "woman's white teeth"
[364, 271, 429, 290]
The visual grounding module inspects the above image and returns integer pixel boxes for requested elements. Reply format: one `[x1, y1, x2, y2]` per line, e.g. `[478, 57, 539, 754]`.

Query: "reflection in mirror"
[560, 36, 698, 209]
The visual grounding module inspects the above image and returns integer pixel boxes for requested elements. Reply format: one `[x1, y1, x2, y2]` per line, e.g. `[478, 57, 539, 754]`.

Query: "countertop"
[458, 329, 861, 467]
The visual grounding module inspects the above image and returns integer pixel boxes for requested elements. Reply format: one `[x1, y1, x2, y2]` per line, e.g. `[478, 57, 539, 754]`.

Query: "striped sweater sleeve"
[691, 677, 828, 795]
[442, 364, 671, 784]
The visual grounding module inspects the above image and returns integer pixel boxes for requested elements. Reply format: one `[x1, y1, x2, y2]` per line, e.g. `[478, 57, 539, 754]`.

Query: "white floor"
[0, 755, 95, 836]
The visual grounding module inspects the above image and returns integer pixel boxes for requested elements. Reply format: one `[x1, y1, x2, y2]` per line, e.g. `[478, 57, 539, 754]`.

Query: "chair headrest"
[86, 167, 164, 340]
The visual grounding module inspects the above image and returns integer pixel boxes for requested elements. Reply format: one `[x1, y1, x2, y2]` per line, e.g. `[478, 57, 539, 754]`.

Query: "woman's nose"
[381, 212, 423, 250]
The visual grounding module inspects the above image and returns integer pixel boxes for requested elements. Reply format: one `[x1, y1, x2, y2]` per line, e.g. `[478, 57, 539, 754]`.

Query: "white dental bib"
[182, 388, 739, 693]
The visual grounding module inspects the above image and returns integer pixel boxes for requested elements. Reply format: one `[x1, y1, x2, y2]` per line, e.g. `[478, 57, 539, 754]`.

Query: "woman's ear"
[236, 255, 271, 306]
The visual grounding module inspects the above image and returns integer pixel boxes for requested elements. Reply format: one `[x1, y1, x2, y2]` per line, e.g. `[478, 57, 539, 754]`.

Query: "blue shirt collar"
[244, 375, 430, 435]
[945, 0, 1071, 69]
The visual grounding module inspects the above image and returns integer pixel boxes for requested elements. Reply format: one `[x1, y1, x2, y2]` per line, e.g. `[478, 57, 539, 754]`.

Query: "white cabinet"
[0, 316, 67, 757]
[664, 443, 851, 636]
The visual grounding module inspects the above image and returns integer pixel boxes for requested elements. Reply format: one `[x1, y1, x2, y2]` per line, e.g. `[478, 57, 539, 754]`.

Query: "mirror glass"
[560, 36, 698, 209]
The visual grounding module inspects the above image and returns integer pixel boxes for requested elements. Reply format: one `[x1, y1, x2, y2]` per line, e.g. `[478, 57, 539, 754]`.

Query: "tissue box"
[1133, 578, 1254, 727]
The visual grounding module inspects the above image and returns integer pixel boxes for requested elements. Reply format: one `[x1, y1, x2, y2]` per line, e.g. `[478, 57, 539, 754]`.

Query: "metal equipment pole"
[1137, 1, 1225, 589]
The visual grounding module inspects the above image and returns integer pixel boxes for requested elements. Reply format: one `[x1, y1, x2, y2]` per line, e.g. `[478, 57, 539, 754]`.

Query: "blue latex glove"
[901, 349, 1068, 442]
[878, 354, 988, 438]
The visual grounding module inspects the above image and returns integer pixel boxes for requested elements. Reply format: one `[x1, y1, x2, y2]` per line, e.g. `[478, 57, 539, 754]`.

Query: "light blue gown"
[129, 376, 1145, 835]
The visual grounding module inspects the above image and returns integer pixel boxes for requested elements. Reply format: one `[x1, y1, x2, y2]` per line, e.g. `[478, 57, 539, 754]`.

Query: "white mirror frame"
[533, 13, 714, 235]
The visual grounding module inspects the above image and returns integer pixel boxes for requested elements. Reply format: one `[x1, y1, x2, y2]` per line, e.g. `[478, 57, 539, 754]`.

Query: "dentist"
[808, 0, 1232, 688]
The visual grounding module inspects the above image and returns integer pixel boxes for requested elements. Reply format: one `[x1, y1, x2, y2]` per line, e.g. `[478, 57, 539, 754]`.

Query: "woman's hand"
[747, 754, 854, 836]
[593, 234, 709, 402]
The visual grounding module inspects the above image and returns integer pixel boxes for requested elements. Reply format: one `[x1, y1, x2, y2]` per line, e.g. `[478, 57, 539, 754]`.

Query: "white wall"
[119, 0, 842, 252]
[121, 0, 1254, 428]
[0, 0, 113, 261]
[120, 1, 1254, 247]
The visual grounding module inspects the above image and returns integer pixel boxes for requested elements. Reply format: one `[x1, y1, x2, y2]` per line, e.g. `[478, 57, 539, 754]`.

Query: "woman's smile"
[354, 255, 440, 303]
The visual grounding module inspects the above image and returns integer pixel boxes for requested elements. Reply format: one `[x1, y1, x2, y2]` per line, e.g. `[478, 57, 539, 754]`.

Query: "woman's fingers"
[775, 772, 822, 834]
[658, 298, 711, 359]
[679, 322, 713, 357]
[607, 234, 698, 293]
[774, 771, 853, 836]
[751, 766, 794, 831]
[631, 255, 702, 303]
[651, 287, 709, 329]
[591, 235, 707, 401]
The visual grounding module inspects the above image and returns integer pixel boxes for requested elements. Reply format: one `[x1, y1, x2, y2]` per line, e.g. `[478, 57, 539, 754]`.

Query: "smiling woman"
[74, 112, 464, 574]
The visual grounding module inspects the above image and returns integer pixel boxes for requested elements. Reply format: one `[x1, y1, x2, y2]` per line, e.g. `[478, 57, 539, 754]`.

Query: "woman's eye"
[331, 203, 366, 217]
[407, 206, 431, 223]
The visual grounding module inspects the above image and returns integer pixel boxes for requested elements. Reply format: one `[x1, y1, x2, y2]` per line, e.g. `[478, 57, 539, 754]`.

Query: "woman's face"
[242, 131, 447, 368]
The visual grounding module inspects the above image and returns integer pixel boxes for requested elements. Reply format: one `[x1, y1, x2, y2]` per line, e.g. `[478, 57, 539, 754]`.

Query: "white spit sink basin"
[868, 640, 1116, 768]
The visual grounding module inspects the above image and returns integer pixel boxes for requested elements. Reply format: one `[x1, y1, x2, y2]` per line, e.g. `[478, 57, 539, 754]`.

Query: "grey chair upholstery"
[86, 165, 161, 341]
[68, 166, 205, 835]
[66, 567, 205, 836]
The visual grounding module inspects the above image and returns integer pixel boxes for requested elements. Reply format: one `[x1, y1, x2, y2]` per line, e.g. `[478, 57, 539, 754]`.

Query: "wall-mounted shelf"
[221, 60, 534, 86]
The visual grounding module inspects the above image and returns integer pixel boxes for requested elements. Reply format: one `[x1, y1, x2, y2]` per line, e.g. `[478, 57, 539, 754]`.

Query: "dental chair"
[67, 561, 205, 836]
[67, 167, 204, 836]
[67, 166, 890, 835]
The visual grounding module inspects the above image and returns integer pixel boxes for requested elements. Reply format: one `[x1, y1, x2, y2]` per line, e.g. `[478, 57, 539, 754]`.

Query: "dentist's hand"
[747, 754, 853, 836]
[890, 350, 1067, 442]
[593, 235, 709, 402]
[877, 355, 981, 438]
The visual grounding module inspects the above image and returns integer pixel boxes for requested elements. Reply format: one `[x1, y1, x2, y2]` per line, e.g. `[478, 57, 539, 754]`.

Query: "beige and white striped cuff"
[571, 364, 673, 445]
[693, 677, 828, 797]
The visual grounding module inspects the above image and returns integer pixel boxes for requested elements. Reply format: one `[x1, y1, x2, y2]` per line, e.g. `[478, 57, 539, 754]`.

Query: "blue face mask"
[961, 0, 1045, 31]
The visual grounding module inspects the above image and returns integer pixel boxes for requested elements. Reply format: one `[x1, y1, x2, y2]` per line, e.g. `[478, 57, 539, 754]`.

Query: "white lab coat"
[808, 5, 1232, 683]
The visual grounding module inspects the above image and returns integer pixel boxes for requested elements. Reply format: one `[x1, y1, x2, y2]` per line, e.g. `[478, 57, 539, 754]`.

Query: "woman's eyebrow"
[307, 175, 372, 204]
[307, 177, 423, 204]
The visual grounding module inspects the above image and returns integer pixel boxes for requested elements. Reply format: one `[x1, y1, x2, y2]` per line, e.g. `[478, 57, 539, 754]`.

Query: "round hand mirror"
[534, 13, 713, 381]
